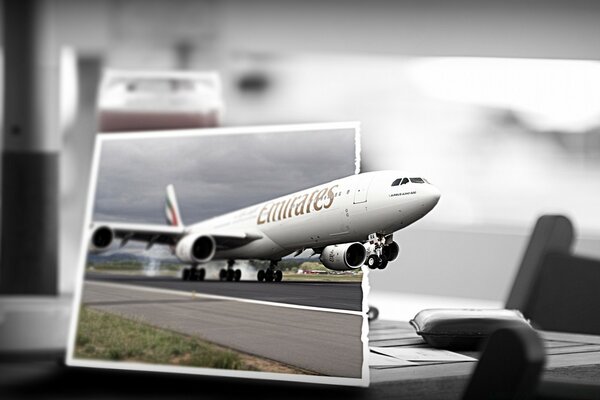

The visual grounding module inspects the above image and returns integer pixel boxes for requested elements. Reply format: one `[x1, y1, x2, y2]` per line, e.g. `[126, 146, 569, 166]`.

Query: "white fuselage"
[185, 171, 440, 261]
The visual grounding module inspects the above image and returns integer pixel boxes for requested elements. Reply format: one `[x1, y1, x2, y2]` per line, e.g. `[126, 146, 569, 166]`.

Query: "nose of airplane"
[427, 184, 441, 210]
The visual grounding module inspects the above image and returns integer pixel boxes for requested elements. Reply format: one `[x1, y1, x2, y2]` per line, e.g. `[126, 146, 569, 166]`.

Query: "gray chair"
[506, 214, 600, 335]
[462, 325, 600, 400]
[523, 252, 600, 335]
[462, 326, 545, 400]
[505, 215, 574, 313]
[463, 215, 600, 400]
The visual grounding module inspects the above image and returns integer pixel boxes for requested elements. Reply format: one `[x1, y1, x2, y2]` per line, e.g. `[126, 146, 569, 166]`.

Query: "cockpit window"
[392, 177, 413, 186]
[410, 177, 425, 184]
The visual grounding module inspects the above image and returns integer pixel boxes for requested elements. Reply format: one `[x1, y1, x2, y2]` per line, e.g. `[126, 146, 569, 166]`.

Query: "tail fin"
[165, 184, 183, 227]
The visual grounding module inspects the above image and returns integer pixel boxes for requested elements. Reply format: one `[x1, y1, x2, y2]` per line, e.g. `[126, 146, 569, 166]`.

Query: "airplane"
[89, 170, 441, 282]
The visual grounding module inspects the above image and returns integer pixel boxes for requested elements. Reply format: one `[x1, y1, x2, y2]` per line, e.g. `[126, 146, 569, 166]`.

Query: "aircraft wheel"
[274, 270, 283, 282]
[190, 269, 198, 281]
[367, 306, 380, 322]
[226, 269, 235, 281]
[182, 269, 190, 281]
[366, 255, 379, 269]
[219, 269, 227, 281]
[265, 269, 274, 282]
[198, 268, 206, 281]
[378, 256, 389, 270]
[234, 269, 242, 282]
[257, 269, 265, 282]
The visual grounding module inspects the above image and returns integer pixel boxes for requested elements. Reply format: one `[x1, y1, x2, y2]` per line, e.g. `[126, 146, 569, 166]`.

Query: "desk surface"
[368, 320, 600, 399]
[2, 320, 599, 400]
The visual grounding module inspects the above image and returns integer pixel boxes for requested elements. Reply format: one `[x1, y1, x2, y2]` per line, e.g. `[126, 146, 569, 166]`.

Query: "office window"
[227, 55, 600, 234]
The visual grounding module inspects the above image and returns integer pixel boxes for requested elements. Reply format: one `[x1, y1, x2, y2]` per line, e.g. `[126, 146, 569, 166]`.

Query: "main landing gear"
[257, 260, 283, 283]
[220, 259, 242, 282]
[182, 265, 206, 281]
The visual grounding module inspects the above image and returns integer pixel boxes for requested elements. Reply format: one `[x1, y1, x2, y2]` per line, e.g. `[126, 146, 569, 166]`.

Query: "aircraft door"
[353, 174, 373, 204]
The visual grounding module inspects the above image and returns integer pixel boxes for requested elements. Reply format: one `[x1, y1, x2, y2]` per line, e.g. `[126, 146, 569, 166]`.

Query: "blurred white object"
[406, 57, 600, 133]
[59, 47, 79, 134]
[98, 70, 223, 132]
[0, 296, 72, 354]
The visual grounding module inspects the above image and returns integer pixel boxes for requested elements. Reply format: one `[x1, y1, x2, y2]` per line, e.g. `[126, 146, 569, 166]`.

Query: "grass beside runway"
[75, 306, 313, 374]
[87, 259, 363, 282]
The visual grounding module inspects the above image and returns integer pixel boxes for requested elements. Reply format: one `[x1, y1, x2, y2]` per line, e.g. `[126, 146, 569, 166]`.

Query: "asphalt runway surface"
[80, 281, 365, 378]
[86, 272, 363, 312]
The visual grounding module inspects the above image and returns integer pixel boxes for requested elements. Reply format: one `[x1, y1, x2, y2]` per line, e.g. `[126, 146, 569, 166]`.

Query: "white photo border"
[66, 121, 369, 387]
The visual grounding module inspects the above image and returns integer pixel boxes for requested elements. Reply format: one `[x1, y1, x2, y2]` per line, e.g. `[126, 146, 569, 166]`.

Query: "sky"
[92, 126, 357, 225]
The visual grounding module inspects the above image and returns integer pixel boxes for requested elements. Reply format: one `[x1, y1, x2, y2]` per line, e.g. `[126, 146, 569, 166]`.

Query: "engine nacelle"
[382, 241, 400, 262]
[320, 243, 367, 271]
[90, 226, 114, 252]
[175, 234, 216, 264]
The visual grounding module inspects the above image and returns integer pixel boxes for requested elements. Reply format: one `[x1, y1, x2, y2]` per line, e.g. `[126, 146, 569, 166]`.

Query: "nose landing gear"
[366, 254, 388, 269]
[365, 233, 392, 270]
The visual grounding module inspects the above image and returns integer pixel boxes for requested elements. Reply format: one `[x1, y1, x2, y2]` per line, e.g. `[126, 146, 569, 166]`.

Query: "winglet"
[165, 184, 183, 227]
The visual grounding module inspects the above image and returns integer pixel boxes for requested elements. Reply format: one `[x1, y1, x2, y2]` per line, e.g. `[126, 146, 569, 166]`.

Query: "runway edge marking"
[85, 280, 364, 316]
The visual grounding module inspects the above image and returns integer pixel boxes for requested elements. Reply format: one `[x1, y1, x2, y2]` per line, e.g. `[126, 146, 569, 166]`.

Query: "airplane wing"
[92, 221, 185, 247]
[92, 221, 262, 250]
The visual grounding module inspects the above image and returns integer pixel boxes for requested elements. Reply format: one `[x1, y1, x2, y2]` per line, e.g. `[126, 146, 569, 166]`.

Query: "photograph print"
[67, 122, 369, 386]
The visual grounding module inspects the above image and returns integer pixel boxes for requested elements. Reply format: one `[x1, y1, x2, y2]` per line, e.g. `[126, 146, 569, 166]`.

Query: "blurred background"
[2, 0, 600, 306]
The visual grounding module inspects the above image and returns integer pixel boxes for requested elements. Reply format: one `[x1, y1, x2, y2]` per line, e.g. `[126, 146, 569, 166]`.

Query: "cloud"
[93, 127, 357, 225]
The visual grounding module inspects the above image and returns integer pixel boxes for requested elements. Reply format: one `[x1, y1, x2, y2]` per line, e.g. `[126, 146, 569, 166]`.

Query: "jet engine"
[320, 242, 367, 271]
[175, 234, 216, 263]
[90, 226, 114, 252]
[382, 241, 400, 262]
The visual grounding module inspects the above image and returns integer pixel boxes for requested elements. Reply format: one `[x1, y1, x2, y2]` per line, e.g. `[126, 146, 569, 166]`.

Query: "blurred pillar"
[0, 0, 59, 294]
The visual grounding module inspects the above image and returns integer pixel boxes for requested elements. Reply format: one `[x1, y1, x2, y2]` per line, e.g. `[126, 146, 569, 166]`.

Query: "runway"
[80, 280, 365, 378]
[86, 272, 363, 311]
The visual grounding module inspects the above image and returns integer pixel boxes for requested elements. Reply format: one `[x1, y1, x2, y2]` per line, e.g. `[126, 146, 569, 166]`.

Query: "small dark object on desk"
[410, 308, 533, 350]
